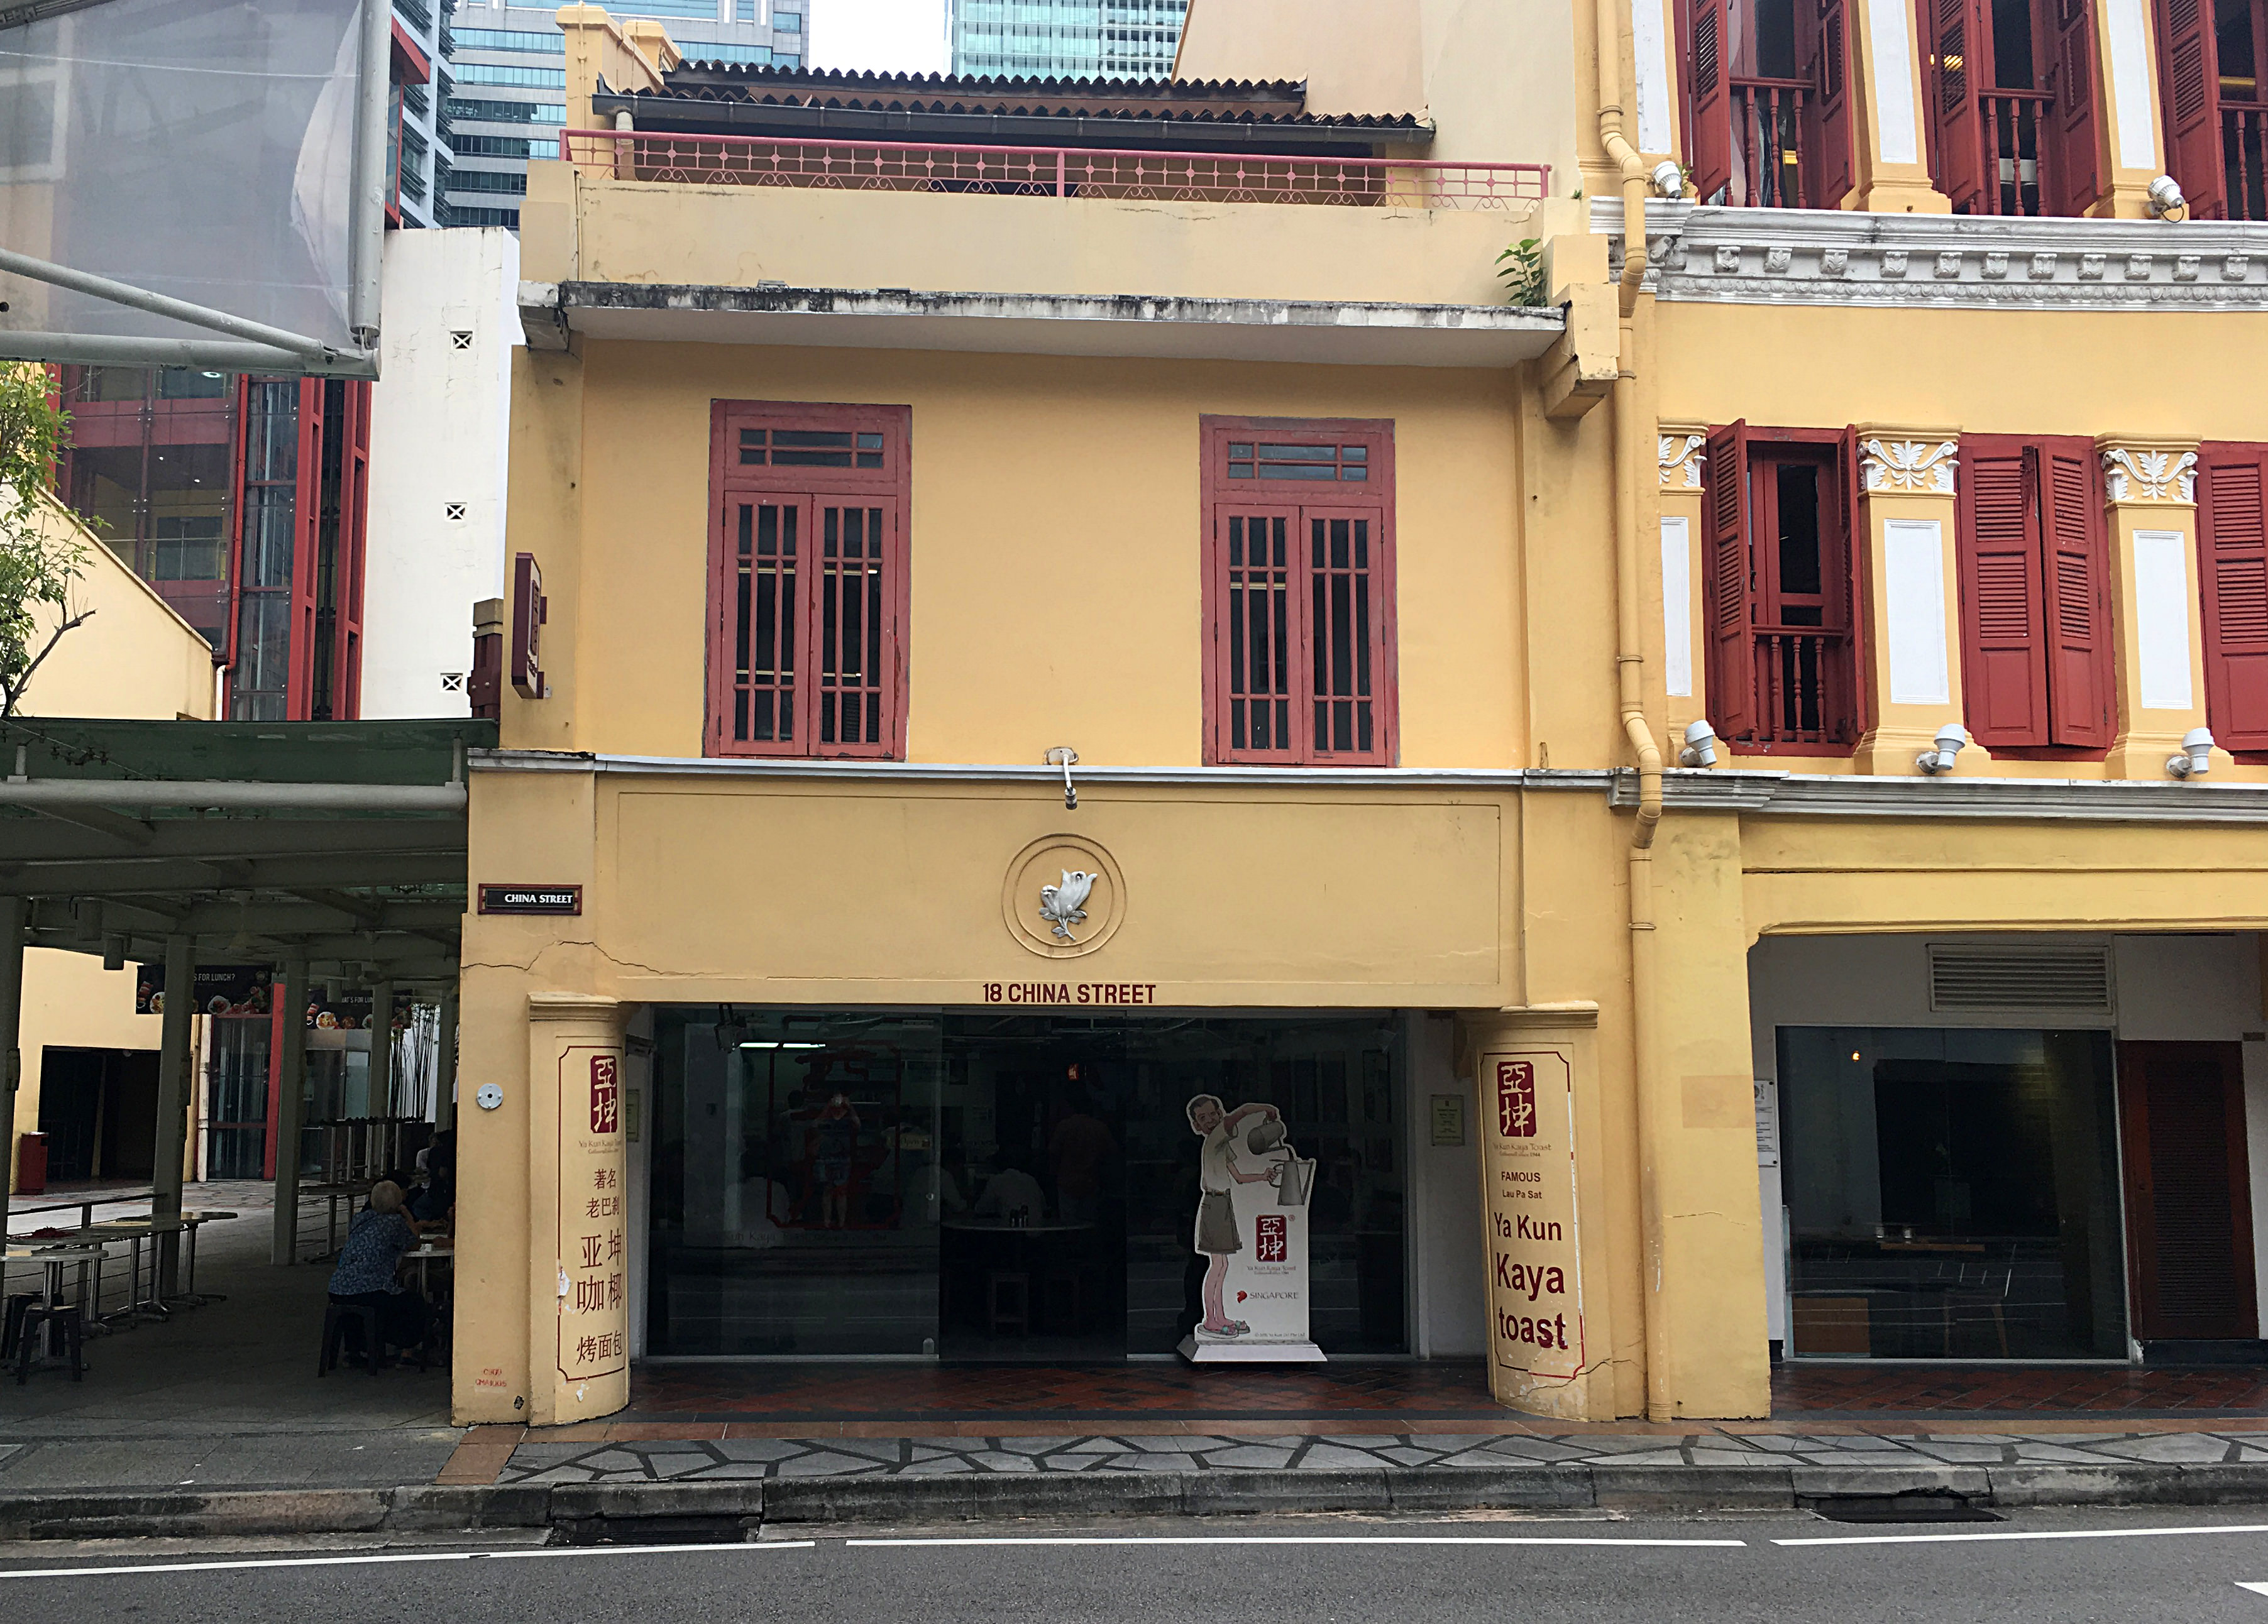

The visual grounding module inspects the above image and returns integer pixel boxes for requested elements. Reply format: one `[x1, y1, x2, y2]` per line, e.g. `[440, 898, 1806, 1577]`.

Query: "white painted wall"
[361, 227, 520, 720]
[1748, 932, 2268, 1345]
[1408, 1011, 1485, 1356]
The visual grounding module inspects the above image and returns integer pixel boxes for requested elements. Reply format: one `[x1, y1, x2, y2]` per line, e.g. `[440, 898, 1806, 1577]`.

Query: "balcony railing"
[1750, 627, 1856, 747]
[561, 130, 1550, 210]
[1974, 91, 2051, 217]
[2227, 104, 2268, 222]
[1731, 77, 1810, 207]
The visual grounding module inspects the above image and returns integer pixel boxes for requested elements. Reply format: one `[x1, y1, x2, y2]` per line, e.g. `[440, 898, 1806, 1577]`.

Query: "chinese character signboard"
[557, 1044, 628, 1397]
[1479, 1048, 1584, 1400]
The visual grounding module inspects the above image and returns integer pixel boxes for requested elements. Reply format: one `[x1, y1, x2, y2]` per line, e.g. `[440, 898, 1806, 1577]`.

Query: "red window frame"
[707, 401, 911, 759]
[2197, 442, 2268, 757]
[1956, 434, 2114, 754]
[1925, 0, 2106, 217]
[1200, 415, 1397, 766]
[1700, 422, 1864, 754]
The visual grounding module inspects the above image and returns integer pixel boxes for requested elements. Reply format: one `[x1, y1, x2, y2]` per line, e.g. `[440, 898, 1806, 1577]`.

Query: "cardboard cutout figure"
[1178, 1094, 1324, 1363]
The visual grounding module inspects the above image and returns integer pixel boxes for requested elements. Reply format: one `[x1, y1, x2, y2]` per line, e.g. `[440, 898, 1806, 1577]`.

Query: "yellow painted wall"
[8, 497, 216, 1187]
[509, 339, 1528, 771]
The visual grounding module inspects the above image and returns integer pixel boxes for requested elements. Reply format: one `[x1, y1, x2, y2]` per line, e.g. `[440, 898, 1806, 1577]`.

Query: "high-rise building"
[949, 0, 1185, 80]
[390, 0, 454, 228]
[444, 0, 809, 229]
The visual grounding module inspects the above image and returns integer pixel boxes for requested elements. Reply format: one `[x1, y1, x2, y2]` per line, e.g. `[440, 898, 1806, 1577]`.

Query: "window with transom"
[708, 403, 909, 759]
[1201, 417, 1397, 765]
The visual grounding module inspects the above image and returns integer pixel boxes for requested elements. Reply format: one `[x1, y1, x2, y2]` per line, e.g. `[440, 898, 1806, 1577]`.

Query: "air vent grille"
[1927, 944, 2113, 1013]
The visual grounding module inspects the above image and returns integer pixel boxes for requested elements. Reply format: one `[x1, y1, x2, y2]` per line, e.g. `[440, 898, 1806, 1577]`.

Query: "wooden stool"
[14, 1303, 84, 1383]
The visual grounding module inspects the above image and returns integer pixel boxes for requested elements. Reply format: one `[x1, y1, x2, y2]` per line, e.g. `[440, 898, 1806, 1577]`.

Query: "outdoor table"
[173, 1211, 238, 1303]
[82, 1217, 202, 1322]
[402, 1239, 454, 1302]
[295, 1182, 374, 1260]
[6, 1189, 156, 1236]
[4, 1242, 109, 1371]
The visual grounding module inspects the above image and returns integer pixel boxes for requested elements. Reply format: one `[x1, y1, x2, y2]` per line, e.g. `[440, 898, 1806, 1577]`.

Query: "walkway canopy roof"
[0, 717, 483, 990]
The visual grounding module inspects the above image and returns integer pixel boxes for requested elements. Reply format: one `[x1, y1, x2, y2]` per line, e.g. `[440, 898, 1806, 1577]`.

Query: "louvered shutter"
[2049, 0, 2105, 216]
[2198, 443, 2268, 750]
[1958, 437, 2049, 747]
[1689, 0, 1732, 202]
[1704, 422, 1755, 739]
[1802, 0, 1859, 209]
[2155, 0, 2225, 218]
[1930, 0, 1992, 212]
[2041, 439, 2113, 746]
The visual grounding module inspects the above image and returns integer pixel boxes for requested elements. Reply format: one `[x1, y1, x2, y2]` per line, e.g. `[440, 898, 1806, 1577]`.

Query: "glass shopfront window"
[647, 1009, 1409, 1359]
[1778, 1026, 2125, 1359]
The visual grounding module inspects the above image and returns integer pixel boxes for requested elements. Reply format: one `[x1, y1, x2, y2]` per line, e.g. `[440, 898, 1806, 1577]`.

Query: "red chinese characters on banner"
[590, 1054, 620, 1134]
[1496, 1060, 1537, 1139]
[1255, 1213, 1287, 1263]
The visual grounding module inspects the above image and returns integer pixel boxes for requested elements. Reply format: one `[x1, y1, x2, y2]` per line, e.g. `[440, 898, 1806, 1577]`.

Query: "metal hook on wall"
[1044, 746, 1079, 811]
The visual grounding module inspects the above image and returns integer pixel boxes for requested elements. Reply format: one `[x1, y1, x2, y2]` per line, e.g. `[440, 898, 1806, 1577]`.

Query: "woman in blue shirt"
[326, 1181, 433, 1363]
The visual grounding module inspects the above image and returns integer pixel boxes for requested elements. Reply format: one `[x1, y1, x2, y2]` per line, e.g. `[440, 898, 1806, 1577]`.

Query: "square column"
[2098, 437, 2216, 779]
[1852, 427, 1968, 776]
[2088, 0, 2171, 217]
[526, 992, 629, 1427]
[1847, 0, 1953, 212]
[1659, 422, 1710, 743]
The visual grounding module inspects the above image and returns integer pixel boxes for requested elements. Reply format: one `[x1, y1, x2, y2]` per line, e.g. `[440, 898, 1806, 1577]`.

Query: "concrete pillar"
[1851, 427, 1966, 777]
[270, 958, 309, 1266]
[434, 990, 460, 1134]
[151, 933, 195, 1293]
[2098, 438, 2217, 781]
[0, 896, 24, 1230]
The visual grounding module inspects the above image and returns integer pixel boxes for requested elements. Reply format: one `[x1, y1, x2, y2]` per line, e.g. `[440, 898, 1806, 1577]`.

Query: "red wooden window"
[2152, 0, 2268, 217]
[1956, 435, 2113, 749]
[1201, 417, 1397, 765]
[2198, 442, 2268, 752]
[1926, 0, 2105, 216]
[1702, 422, 1862, 752]
[1679, 0, 1858, 207]
[708, 402, 910, 759]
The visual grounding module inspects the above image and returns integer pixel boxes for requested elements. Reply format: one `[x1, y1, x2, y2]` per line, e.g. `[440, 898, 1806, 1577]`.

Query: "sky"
[809, 0, 951, 75]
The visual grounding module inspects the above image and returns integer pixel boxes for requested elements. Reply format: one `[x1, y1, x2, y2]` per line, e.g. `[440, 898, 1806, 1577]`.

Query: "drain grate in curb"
[553, 1515, 757, 1547]
[1807, 1492, 2005, 1525]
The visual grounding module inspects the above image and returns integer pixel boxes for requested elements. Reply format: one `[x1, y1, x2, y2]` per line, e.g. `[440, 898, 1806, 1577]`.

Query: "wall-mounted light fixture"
[2147, 175, 2189, 220]
[1678, 720, 1719, 767]
[1651, 161, 1686, 199]
[2167, 726, 2215, 779]
[1917, 723, 1969, 775]
[1044, 746, 1079, 811]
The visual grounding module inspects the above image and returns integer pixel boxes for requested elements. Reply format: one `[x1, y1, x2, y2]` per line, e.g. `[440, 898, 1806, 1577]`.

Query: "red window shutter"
[1801, 0, 1859, 209]
[2199, 443, 2268, 750]
[1957, 437, 2049, 747]
[1929, 0, 1991, 212]
[2040, 439, 2113, 745]
[2049, 0, 2105, 216]
[1688, 0, 1732, 201]
[812, 498, 900, 755]
[1703, 421, 1755, 739]
[2155, 0, 2225, 218]
[1304, 507, 1389, 759]
[1212, 505, 1302, 760]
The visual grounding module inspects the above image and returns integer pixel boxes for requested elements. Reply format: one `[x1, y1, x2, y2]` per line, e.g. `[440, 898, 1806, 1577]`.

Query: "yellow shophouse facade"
[455, 0, 2268, 1427]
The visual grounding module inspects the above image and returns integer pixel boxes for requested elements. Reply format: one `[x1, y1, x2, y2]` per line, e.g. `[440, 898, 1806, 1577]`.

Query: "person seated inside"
[972, 1156, 1047, 1224]
[411, 1130, 456, 1226]
[326, 1181, 434, 1364]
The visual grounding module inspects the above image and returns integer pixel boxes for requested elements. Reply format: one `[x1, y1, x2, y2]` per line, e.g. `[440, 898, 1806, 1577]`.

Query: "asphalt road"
[5, 1509, 2268, 1621]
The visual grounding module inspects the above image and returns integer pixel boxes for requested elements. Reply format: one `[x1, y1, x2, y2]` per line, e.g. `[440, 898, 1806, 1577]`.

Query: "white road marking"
[2237, 1581, 2268, 1595]
[0, 1542, 816, 1580]
[851, 1535, 1746, 1549]
[1781, 1523, 2268, 1548]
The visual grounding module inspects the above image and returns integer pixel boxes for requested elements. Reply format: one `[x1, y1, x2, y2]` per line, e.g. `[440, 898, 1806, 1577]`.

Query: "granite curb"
[9, 1459, 2268, 1539]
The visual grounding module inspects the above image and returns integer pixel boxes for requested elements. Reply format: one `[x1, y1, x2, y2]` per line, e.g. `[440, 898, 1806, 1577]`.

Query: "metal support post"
[434, 990, 459, 1134]
[0, 896, 24, 1237]
[271, 958, 309, 1266]
[151, 934, 194, 1293]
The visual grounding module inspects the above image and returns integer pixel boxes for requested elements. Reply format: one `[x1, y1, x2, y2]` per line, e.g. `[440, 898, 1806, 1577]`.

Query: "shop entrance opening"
[646, 1010, 1408, 1361]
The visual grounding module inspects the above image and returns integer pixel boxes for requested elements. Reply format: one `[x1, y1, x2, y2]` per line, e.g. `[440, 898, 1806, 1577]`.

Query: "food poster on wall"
[135, 963, 272, 1016]
[1176, 1094, 1326, 1363]
[558, 1045, 629, 1389]
[303, 990, 405, 1033]
[1479, 1049, 1584, 1388]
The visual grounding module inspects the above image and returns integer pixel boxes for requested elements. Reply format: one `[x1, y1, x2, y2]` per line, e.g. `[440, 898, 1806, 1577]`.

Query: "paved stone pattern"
[499, 1429, 2268, 1483]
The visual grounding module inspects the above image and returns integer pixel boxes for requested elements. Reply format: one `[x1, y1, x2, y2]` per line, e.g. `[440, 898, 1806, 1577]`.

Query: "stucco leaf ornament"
[2103, 447, 2199, 503]
[1038, 870, 1098, 941]
[1861, 439, 1958, 495]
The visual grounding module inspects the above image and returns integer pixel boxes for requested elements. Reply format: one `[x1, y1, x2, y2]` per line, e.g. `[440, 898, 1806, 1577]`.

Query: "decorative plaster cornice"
[1860, 439, 1957, 495]
[1659, 432, 1706, 489]
[1594, 200, 2268, 312]
[2103, 446, 2199, 504]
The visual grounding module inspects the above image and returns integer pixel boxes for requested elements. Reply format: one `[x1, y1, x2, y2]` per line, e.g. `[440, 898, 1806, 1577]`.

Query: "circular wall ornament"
[475, 1083, 505, 1111]
[1002, 832, 1126, 958]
